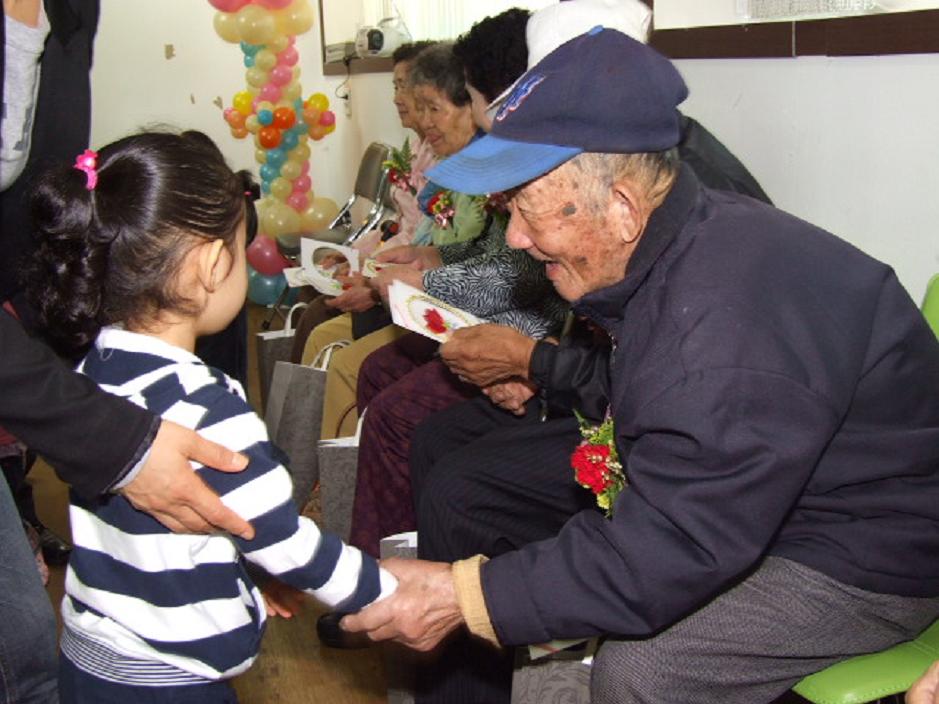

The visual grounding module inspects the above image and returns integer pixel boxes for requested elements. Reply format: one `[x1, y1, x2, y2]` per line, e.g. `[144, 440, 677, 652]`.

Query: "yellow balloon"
[245, 84, 259, 96]
[256, 100, 275, 114]
[245, 115, 261, 134]
[306, 92, 329, 112]
[232, 90, 253, 116]
[255, 148, 267, 164]
[246, 67, 269, 88]
[275, 0, 314, 36]
[280, 160, 302, 180]
[263, 201, 300, 236]
[300, 197, 339, 233]
[283, 81, 302, 102]
[237, 4, 277, 45]
[268, 34, 289, 53]
[293, 142, 311, 161]
[213, 11, 240, 43]
[254, 49, 277, 71]
[325, 124, 336, 135]
[270, 177, 292, 200]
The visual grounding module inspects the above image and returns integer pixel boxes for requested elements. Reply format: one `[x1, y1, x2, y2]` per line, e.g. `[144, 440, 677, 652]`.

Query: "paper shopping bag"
[255, 303, 307, 412]
[264, 341, 348, 511]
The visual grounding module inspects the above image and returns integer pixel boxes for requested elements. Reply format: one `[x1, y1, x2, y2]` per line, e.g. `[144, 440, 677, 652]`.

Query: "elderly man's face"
[505, 163, 634, 302]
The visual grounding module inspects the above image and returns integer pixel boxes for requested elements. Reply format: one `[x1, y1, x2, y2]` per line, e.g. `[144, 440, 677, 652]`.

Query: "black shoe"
[316, 612, 371, 650]
[37, 526, 72, 567]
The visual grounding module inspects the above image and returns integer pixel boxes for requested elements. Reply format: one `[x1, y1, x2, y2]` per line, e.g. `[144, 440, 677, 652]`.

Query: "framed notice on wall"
[649, 0, 939, 57]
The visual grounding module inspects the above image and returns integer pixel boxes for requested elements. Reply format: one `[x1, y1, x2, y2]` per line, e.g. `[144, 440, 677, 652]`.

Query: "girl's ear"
[196, 238, 229, 293]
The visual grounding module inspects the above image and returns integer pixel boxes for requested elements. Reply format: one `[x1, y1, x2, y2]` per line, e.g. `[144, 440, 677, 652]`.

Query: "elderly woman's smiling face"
[412, 84, 476, 158]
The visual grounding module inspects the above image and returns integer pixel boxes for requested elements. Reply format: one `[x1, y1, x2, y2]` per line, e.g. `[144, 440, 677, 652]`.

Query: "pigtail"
[28, 165, 112, 352]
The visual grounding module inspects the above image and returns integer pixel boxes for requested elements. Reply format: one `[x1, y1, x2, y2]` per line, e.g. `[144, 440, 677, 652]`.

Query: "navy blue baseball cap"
[426, 27, 688, 195]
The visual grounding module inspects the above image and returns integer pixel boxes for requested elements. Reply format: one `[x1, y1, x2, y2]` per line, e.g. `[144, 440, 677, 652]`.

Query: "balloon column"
[209, 0, 340, 305]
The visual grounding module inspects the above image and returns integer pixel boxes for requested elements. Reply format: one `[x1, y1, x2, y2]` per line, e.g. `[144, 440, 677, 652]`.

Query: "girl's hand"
[261, 579, 307, 619]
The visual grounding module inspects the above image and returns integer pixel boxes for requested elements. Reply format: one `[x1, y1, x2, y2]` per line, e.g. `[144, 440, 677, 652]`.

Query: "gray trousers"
[592, 557, 939, 704]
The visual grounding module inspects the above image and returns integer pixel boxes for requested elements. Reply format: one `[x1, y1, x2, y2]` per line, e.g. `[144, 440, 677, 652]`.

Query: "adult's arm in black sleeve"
[0, 311, 158, 499]
[529, 337, 611, 421]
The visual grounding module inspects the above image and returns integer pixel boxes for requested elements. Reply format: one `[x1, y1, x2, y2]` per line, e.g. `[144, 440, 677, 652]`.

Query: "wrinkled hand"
[908, 661, 939, 704]
[369, 265, 425, 302]
[120, 420, 254, 539]
[482, 379, 537, 415]
[340, 558, 463, 652]
[440, 325, 537, 387]
[326, 274, 377, 313]
[261, 579, 307, 619]
[374, 245, 442, 271]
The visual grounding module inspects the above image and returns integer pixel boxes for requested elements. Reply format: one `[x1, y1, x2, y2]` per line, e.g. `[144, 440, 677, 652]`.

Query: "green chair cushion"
[793, 620, 939, 704]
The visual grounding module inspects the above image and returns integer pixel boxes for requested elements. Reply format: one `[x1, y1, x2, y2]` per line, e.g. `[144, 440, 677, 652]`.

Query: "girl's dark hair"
[28, 129, 255, 352]
[391, 40, 436, 66]
[454, 9, 530, 103]
[408, 43, 470, 107]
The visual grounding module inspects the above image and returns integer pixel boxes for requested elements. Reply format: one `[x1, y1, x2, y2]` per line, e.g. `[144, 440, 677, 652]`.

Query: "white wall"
[90, 2, 939, 302]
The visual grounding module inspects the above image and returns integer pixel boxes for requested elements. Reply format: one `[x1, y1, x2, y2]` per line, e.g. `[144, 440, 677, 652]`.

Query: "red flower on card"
[423, 308, 448, 335]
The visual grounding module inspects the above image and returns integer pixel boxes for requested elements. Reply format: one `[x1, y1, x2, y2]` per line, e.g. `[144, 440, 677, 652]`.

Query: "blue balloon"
[266, 148, 287, 167]
[259, 163, 280, 182]
[257, 109, 274, 126]
[281, 131, 299, 151]
[243, 55, 255, 68]
[260, 179, 271, 196]
[292, 119, 307, 135]
[293, 98, 303, 111]
[247, 266, 286, 306]
[240, 41, 260, 56]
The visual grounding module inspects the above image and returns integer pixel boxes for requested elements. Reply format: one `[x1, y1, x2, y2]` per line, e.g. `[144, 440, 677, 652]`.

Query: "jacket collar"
[573, 162, 700, 331]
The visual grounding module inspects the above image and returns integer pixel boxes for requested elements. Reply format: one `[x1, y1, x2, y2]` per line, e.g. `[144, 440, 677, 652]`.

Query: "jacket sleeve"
[530, 337, 610, 421]
[479, 367, 841, 646]
[0, 312, 158, 498]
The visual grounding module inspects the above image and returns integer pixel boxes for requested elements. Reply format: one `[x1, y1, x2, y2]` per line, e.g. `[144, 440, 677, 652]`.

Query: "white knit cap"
[487, 0, 654, 112]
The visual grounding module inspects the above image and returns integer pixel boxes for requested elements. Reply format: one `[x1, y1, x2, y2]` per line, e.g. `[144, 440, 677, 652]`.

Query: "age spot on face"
[561, 203, 577, 217]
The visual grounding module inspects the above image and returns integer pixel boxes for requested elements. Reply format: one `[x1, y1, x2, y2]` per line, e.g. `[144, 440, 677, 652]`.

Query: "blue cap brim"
[426, 135, 582, 195]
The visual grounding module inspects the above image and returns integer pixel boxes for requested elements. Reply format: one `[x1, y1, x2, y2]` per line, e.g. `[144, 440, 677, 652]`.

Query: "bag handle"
[283, 302, 309, 335]
[311, 339, 351, 371]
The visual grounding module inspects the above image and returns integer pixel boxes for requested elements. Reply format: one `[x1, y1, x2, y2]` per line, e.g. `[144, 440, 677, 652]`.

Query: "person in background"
[343, 28, 939, 704]
[289, 40, 438, 362]
[28, 130, 396, 703]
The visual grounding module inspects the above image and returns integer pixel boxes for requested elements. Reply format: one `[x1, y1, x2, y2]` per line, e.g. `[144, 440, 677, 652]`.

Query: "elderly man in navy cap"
[343, 27, 939, 704]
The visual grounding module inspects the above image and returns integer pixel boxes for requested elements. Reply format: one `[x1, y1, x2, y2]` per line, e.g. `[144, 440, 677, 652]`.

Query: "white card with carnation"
[387, 280, 483, 343]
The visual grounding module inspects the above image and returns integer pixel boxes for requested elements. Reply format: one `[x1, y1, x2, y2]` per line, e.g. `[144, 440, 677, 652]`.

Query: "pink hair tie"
[73, 149, 98, 190]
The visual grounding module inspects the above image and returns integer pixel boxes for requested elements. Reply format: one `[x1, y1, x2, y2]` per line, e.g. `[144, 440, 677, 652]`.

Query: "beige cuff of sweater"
[452, 555, 500, 647]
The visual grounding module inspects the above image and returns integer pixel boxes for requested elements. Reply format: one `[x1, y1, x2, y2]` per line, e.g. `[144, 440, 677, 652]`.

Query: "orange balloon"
[272, 107, 296, 130]
[309, 124, 327, 141]
[231, 126, 249, 139]
[258, 126, 282, 149]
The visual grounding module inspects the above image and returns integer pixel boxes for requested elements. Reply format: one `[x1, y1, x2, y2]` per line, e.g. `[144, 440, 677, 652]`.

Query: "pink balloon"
[318, 110, 336, 127]
[292, 174, 312, 193]
[300, 161, 310, 175]
[277, 46, 299, 66]
[209, 0, 250, 11]
[259, 83, 282, 103]
[287, 192, 310, 212]
[253, 0, 292, 8]
[246, 234, 288, 276]
[270, 65, 292, 86]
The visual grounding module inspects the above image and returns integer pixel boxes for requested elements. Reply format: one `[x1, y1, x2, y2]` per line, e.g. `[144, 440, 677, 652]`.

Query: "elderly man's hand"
[369, 264, 425, 301]
[482, 379, 537, 415]
[440, 324, 537, 387]
[908, 661, 939, 704]
[120, 420, 254, 539]
[374, 245, 442, 271]
[340, 558, 464, 652]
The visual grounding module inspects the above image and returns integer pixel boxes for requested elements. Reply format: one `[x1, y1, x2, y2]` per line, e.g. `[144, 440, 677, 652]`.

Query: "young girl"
[28, 130, 396, 703]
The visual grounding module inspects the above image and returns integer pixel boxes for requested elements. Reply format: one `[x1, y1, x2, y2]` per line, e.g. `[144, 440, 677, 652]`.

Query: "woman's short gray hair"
[408, 43, 471, 108]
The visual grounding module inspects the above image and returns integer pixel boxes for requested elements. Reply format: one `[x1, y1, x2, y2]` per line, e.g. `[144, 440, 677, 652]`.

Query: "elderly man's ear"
[610, 179, 648, 245]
